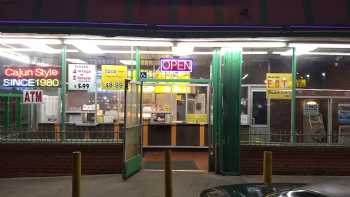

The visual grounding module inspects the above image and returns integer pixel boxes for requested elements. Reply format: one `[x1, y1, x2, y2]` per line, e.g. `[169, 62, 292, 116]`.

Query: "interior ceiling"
[2, 34, 350, 66]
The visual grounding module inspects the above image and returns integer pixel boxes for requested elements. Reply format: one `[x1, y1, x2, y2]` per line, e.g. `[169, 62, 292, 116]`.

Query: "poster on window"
[266, 73, 292, 100]
[101, 65, 127, 90]
[68, 64, 96, 91]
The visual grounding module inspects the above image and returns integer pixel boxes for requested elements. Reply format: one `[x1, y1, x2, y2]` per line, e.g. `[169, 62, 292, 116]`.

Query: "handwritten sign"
[101, 65, 127, 90]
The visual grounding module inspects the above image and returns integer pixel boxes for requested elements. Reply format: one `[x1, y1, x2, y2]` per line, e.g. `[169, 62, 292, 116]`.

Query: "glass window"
[297, 48, 350, 145]
[0, 37, 61, 132]
[240, 48, 293, 144]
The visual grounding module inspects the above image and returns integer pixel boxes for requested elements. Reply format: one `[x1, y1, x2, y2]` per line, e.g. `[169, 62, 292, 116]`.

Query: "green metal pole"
[136, 47, 140, 81]
[222, 48, 242, 175]
[4, 96, 10, 130]
[60, 46, 66, 140]
[291, 48, 297, 144]
[211, 48, 222, 173]
[15, 96, 22, 129]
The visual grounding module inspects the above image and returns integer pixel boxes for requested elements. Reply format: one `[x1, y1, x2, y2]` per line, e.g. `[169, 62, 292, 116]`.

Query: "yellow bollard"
[72, 151, 81, 197]
[164, 149, 173, 197]
[263, 151, 272, 185]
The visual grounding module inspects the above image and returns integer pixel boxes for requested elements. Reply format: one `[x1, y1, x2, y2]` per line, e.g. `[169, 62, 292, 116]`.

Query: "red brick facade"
[0, 144, 123, 178]
[1, 144, 350, 177]
[241, 145, 350, 176]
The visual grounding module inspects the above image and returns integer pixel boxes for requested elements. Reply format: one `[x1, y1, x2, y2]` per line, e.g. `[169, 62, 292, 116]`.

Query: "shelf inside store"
[65, 122, 98, 126]
[65, 110, 96, 114]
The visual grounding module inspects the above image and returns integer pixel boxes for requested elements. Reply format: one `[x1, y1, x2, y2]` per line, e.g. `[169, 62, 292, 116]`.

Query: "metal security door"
[248, 87, 270, 143]
[122, 80, 143, 179]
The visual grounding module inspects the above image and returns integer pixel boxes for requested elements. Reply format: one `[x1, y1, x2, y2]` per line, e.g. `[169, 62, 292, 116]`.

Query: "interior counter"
[143, 122, 209, 147]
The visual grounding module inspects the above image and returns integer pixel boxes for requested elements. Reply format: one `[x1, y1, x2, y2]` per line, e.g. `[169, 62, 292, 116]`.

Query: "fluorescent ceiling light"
[289, 43, 350, 49]
[66, 58, 87, 64]
[120, 60, 136, 65]
[276, 46, 317, 56]
[66, 40, 103, 54]
[101, 50, 269, 55]
[177, 42, 286, 48]
[0, 38, 62, 45]
[0, 49, 30, 64]
[0, 48, 78, 53]
[102, 50, 136, 54]
[139, 50, 172, 55]
[242, 51, 269, 55]
[25, 43, 59, 54]
[306, 52, 350, 56]
[64, 39, 173, 47]
[0, 38, 62, 54]
[172, 46, 194, 56]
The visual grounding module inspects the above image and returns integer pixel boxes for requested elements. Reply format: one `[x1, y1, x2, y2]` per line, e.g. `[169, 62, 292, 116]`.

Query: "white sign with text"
[68, 64, 96, 91]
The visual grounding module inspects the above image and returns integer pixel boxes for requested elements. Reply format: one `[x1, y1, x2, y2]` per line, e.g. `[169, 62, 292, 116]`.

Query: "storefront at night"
[2, 0, 350, 177]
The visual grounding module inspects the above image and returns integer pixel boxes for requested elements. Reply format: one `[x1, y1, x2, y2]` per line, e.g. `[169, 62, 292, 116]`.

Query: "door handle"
[251, 118, 255, 125]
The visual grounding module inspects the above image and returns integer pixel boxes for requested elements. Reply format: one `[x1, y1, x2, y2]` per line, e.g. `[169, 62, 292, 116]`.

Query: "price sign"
[68, 64, 96, 91]
[266, 73, 292, 100]
[101, 65, 127, 90]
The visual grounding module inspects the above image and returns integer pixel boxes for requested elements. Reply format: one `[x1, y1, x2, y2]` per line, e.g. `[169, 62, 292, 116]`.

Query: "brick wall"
[0, 144, 123, 178]
[241, 145, 350, 175]
[2, 144, 350, 177]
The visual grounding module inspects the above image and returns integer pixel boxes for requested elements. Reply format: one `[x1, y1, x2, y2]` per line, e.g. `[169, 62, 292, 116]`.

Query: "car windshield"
[266, 190, 329, 197]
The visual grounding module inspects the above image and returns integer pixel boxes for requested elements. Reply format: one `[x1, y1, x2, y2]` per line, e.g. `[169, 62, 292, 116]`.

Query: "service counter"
[143, 122, 209, 147]
[38, 123, 122, 140]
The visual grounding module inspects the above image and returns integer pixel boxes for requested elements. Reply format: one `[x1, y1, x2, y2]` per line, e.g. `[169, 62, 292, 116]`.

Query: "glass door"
[122, 80, 143, 180]
[249, 87, 270, 143]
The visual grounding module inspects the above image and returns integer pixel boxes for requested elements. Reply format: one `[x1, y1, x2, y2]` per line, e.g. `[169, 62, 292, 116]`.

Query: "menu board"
[68, 64, 96, 91]
[101, 65, 127, 90]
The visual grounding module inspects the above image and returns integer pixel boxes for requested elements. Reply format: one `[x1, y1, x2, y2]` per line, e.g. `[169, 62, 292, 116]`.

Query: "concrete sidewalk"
[0, 171, 346, 197]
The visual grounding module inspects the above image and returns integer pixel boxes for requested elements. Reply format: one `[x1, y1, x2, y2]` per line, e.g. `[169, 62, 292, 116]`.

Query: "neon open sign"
[160, 58, 192, 72]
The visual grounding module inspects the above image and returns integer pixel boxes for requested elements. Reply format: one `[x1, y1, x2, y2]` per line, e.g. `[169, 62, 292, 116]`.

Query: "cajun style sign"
[160, 58, 193, 72]
[1, 66, 61, 87]
[23, 90, 43, 104]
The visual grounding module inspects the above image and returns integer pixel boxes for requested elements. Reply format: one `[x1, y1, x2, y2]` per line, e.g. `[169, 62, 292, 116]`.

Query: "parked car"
[200, 179, 350, 197]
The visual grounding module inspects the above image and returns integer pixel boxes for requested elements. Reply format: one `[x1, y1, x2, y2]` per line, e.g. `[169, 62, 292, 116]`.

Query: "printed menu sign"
[266, 73, 292, 100]
[68, 64, 96, 91]
[101, 65, 127, 90]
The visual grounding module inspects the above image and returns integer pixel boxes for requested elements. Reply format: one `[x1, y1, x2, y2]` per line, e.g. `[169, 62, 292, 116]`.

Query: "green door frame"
[211, 48, 222, 173]
[60, 46, 66, 140]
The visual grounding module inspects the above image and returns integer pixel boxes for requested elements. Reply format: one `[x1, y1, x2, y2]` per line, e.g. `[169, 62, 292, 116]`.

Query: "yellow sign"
[297, 79, 307, 88]
[186, 114, 208, 124]
[143, 85, 191, 94]
[101, 65, 127, 90]
[155, 71, 190, 80]
[266, 73, 292, 99]
[176, 95, 182, 101]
